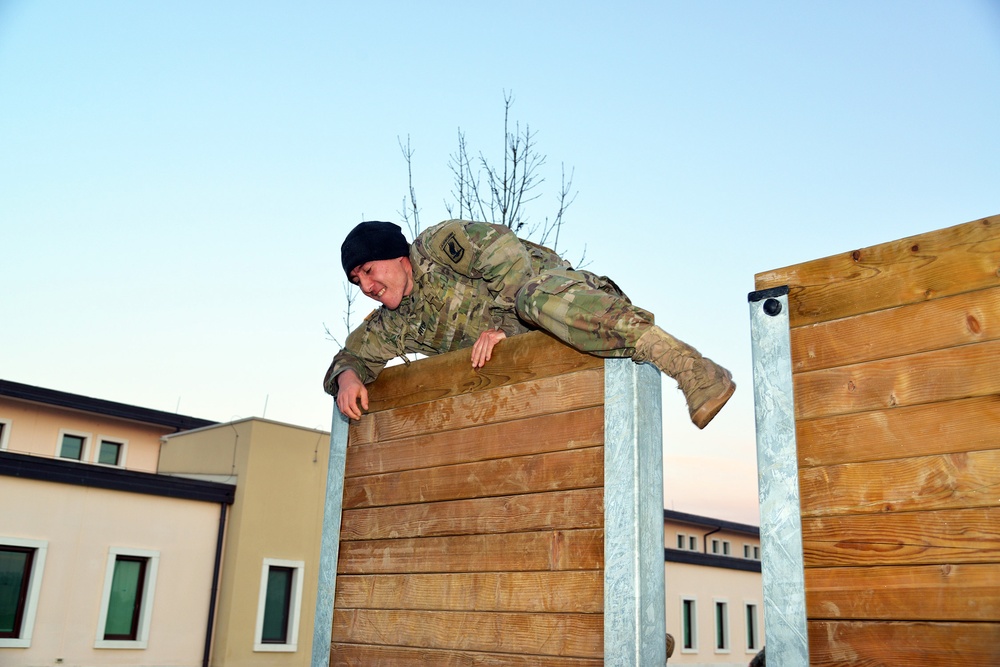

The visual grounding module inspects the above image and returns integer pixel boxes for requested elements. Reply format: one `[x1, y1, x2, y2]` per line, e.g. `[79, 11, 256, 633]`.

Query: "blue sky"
[2, 1, 998, 524]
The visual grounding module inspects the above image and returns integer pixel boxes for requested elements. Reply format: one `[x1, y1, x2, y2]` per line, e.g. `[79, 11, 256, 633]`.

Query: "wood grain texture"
[802, 508, 1000, 567]
[330, 643, 603, 667]
[808, 621, 1000, 667]
[796, 395, 1000, 467]
[364, 330, 604, 412]
[805, 563, 1000, 621]
[337, 529, 604, 575]
[356, 367, 604, 443]
[335, 571, 604, 613]
[343, 447, 604, 509]
[793, 338, 1000, 421]
[799, 449, 1000, 517]
[341, 488, 604, 540]
[345, 407, 604, 477]
[331, 609, 603, 658]
[789, 286, 1000, 373]
[754, 214, 1000, 327]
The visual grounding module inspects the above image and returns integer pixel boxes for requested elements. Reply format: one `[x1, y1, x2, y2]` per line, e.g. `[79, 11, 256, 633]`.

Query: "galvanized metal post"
[748, 286, 810, 665]
[310, 410, 349, 667]
[604, 359, 667, 666]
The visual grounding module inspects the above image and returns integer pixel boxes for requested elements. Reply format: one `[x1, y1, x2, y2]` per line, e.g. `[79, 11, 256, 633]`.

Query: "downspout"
[203, 502, 228, 667]
[702, 525, 721, 554]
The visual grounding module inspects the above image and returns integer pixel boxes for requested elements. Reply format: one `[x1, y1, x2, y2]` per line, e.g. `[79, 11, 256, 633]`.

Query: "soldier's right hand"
[336, 370, 369, 420]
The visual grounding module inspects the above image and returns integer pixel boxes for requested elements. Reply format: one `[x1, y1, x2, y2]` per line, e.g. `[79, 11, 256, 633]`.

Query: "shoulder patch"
[441, 232, 466, 263]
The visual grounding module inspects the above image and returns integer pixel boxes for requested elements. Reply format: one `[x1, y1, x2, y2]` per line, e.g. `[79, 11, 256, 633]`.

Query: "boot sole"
[691, 380, 736, 429]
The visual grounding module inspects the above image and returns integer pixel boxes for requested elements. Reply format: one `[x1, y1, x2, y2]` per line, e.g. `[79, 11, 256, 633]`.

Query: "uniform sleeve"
[418, 220, 534, 313]
[322, 309, 405, 397]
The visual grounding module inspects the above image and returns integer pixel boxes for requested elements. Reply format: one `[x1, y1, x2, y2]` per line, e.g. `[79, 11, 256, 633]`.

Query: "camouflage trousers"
[515, 269, 655, 359]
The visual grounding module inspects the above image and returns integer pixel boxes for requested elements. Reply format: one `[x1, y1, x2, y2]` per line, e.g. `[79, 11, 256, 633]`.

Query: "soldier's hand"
[336, 370, 369, 420]
[471, 328, 507, 368]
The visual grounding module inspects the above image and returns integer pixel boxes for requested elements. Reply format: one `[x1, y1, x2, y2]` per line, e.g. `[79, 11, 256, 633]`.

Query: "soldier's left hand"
[471, 328, 507, 368]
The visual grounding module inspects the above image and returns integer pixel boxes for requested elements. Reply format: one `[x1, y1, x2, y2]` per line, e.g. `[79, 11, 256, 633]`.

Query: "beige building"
[1, 380, 332, 667]
[159, 417, 331, 667]
[0, 379, 232, 666]
[664, 510, 763, 667]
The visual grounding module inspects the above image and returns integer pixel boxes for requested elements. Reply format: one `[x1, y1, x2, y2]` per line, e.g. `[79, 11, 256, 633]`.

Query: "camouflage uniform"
[323, 219, 656, 394]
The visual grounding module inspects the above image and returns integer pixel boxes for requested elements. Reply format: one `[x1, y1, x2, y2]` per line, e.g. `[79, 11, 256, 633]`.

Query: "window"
[723, 540, 731, 556]
[746, 602, 760, 651]
[0, 538, 47, 648]
[676, 533, 685, 549]
[97, 439, 126, 466]
[96, 548, 159, 649]
[254, 559, 304, 652]
[711, 538, 720, 554]
[715, 600, 730, 652]
[688, 535, 697, 551]
[0, 419, 10, 450]
[753, 545, 760, 560]
[744, 544, 751, 558]
[58, 430, 89, 461]
[681, 598, 697, 651]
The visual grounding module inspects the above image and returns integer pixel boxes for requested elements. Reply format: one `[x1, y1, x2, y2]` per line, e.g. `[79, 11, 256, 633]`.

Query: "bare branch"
[397, 135, 421, 236]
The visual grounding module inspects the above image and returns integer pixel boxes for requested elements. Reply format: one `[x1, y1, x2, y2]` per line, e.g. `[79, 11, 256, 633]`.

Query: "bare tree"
[397, 135, 421, 238]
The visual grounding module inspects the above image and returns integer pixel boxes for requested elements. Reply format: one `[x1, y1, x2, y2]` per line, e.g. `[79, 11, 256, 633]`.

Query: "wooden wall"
[755, 214, 1000, 665]
[329, 331, 607, 666]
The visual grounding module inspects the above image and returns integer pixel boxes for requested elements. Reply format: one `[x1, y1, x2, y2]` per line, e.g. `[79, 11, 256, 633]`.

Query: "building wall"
[160, 418, 331, 667]
[0, 396, 166, 472]
[0, 475, 222, 667]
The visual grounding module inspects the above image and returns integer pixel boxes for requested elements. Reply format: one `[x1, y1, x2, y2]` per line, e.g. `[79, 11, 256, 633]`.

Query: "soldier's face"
[349, 257, 414, 310]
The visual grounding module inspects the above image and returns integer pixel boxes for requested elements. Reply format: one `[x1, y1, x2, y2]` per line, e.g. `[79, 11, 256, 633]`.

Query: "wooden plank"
[805, 563, 1000, 621]
[331, 609, 604, 658]
[346, 407, 604, 476]
[334, 571, 604, 613]
[754, 214, 1000, 327]
[341, 488, 604, 540]
[793, 338, 1000, 421]
[802, 508, 1000, 567]
[808, 620, 1000, 667]
[790, 286, 1000, 373]
[365, 330, 604, 413]
[330, 643, 604, 667]
[796, 395, 1000, 467]
[363, 367, 604, 443]
[337, 529, 603, 574]
[343, 447, 604, 509]
[799, 450, 1000, 517]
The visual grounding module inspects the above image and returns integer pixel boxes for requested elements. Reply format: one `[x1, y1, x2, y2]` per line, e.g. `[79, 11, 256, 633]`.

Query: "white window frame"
[94, 435, 129, 467]
[676, 532, 686, 549]
[688, 535, 697, 551]
[56, 429, 91, 462]
[0, 537, 48, 648]
[95, 547, 160, 649]
[711, 538, 720, 554]
[745, 600, 760, 653]
[723, 540, 731, 556]
[680, 596, 698, 653]
[0, 418, 11, 450]
[743, 543, 751, 558]
[253, 558, 305, 652]
[714, 598, 730, 653]
[753, 545, 760, 560]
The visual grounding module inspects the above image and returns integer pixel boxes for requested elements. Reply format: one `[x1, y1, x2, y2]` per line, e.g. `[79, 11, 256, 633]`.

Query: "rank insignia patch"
[441, 232, 466, 263]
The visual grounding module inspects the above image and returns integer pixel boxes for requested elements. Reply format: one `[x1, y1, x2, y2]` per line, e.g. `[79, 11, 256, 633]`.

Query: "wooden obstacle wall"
[329, 331, 608, 666]
[755, 214, 1000, 666]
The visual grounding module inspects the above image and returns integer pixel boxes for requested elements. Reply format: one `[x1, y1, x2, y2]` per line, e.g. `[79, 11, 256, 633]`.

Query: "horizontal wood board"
[331, 332, 607, 664]
[755, 214, 1000, 662]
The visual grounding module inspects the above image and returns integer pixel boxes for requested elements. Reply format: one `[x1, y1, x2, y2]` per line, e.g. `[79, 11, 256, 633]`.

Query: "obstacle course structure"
[751, 214, 1000, 666]
[312, 331, 667, 666]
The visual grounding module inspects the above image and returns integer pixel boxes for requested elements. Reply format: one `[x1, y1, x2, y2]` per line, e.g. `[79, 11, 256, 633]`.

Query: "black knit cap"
[340, 221, 410, 279]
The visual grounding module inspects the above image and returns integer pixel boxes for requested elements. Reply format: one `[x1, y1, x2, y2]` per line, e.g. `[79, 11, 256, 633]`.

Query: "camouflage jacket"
[323, 220, 571, 394]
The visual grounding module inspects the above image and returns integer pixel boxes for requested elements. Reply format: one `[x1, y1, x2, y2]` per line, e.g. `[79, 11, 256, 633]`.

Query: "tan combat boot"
[634, 326, 735, 429]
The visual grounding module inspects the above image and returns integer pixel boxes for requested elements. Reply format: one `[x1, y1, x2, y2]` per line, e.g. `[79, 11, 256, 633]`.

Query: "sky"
[2, 1, 998, 525]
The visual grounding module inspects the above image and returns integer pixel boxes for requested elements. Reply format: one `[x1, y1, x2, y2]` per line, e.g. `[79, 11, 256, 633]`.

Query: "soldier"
[324, 219, 735, 428]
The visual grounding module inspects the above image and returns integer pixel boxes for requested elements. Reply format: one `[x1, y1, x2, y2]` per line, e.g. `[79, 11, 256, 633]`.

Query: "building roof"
[664, 509, 760, 537]
[0, 379, 217, 432]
